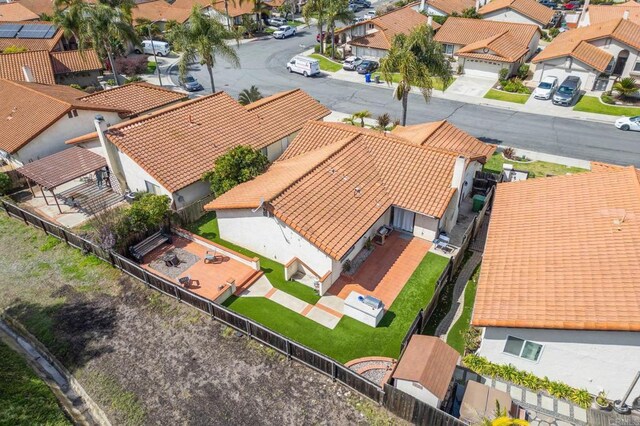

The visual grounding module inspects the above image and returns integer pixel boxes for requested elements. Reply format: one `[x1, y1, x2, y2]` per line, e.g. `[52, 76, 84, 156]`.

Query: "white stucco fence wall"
[396, 379, 441, 408]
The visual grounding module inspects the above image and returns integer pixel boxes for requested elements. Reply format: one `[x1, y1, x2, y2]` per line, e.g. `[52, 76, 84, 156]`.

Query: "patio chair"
[434, 235, 451, 251]
[204, 249, 223, 264]
[178, 276, 191, 288]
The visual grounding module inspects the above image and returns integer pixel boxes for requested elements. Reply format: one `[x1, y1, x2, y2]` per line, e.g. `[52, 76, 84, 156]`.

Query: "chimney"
[94, 115, 129, 193]
[427, 15, 433, 26]
[22, 66, 34, 83]
[419, 0, 426, 12]
[624, 9, 630, 19]
[451, 156, 466, 191]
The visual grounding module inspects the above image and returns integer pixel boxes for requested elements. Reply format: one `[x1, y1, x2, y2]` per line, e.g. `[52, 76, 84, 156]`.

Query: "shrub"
[125, 75, 144, 84]
[314, 44, 321, 53]
[499, 68, 510, 81]
[462, 326, 481, 353]
[114, 55, 148, 76]
[342, 259, 352, 272]
[517, 64, 530, 80]
[0, 172, 11, 195]
[84, 86, 97, 94]
[127, 193, 171, 233]
[503, 147, 515, 159]
[549, 27, 560, 38]
[502, 78, 530, 94]
[601, 93, 615, 104]
[69, 84, 83, 90]
[432, 15, 447, 25]
[202, 146, 269, 195]
[2, 45, 28, 54]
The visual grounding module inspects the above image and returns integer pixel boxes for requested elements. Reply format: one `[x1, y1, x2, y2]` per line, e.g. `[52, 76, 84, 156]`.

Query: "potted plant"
[595, 390, 610, 410]
[364, 237, 373, 251]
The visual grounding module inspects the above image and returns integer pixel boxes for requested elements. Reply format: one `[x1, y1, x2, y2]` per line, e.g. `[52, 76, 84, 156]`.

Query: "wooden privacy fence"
[2, 200, 469, 425]
[173, 193, 215, 225]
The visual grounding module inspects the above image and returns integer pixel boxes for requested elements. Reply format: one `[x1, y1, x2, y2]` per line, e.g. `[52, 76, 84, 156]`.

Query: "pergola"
[16, 147, 109, 214]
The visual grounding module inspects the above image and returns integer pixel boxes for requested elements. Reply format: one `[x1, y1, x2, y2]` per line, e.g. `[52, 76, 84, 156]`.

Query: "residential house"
[205, 120, 494, 295]
[578, 0, 640, 27]
[0, 2, 39, 21]
[131, 0, 192, 26]
[478, 0, 556, 28]
[532, 18, 640, 91]
[414, 0, 476, 17]
[392, 335, 460, 408]
[0, 79, 126, 168]
[473, 163, 640, 400]
[434, 17, 540, 77]
[0, 21, 66, 52]
[0, 49, 104, 85]
[8, 0, 57, 17]
[87, 89, 329, 210]
[172, 0, 284, 28]
[338, 4, 440, 59]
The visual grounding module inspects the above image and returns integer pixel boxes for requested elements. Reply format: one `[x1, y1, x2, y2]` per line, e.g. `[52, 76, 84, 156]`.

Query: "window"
[145, 180, 162, 195]
[565, 57, 573, 70]
[634, 61, 640, 72]
[503, 336, 543, 361]
[67, 109, 78, 118]
[444, 44, 454, 55]
[368, 23, 374, 30]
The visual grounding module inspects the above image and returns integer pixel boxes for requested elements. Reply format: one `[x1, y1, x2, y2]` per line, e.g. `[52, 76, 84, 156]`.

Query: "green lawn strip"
[223, 252, 450, 363]
[309, 54, 342, 72]
[186, 213, 320, 304]
[0, 341, 71, 426]
[446, 265, 479, 355]
[483, 152, 588, 178]
[574, 95, 640, 116]
[483, 89, 530, 104]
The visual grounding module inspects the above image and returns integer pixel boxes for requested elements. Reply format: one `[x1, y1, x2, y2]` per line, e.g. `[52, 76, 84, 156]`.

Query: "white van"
[134, 40, 171, 57]
[286, 56, 320, 77]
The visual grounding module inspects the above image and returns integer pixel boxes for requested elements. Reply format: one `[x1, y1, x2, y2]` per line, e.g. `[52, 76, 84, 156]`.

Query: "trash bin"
[374, 74, 380, 84]
[472, 194, 486, 212]
[365, 73, 371, 83]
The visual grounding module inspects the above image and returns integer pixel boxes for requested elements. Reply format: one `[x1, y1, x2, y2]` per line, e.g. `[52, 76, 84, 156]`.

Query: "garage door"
[463, 59, 504, 78]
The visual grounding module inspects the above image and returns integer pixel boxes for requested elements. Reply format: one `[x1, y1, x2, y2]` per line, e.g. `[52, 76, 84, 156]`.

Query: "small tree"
[613, 77, 639, 99]
[238, 85, 263, 105]
[0, 172, 11, 195]
[203, 146, 269, 195]
[126, 193, 171, 233]
[2, 45, 28, 54]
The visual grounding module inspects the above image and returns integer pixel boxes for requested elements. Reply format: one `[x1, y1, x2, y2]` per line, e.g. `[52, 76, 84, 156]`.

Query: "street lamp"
[148, 19, 166, 87]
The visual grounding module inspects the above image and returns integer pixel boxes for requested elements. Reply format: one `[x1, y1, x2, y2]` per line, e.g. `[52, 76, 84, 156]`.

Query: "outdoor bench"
[130, 230, 171, 263]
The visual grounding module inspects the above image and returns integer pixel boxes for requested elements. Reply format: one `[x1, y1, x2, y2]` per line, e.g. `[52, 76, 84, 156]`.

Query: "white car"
[615, 115, 640, 131]
[532, 76, 558, 100]
[364, 10, 376, 19]
[273, 25, 296, 39]
[343, 55, 362, 71]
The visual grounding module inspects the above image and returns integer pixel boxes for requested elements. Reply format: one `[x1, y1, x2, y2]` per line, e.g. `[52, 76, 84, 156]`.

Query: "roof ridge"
[79, 81, 180, 101]
[625, 165, 640, 197]
[244, 89, 299, 110]
[4, 79, 74, 108]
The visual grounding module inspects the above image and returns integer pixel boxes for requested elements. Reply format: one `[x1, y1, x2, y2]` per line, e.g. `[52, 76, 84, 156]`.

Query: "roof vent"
[343, 175, 349, 181]
[329, 167, 335, 174]
[613, 212, 627, 231]
[354, 186, 362, 197]
[624, 9, 630, 19]
[6, 106, 17, 120]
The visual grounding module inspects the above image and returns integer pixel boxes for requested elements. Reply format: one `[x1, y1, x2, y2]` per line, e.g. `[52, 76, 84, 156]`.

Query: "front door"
[392, 207, 415, 233]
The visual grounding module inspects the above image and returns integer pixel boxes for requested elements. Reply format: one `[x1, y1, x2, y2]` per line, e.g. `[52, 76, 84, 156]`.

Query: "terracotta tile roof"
[0, 50, 55, 84]
[49, 49, 102, 74]
[456, 30, 530, 62]
[132, 0, 192, 23]
[587, 1, 640, 26]
[79, 83, 187, 117]
[392, 335, 460, 400]
[478, 0, 555, 25]
[0, 2, 39, 21]
[244, 89, 331, 142]
[473, 166, 640, 332]
[210, 0, 256, 16]
[391, 121, 496, 160]
[424, 0, 475, 15]
[11, 0, 55, 16]
[0, 79, 127, 154]
[434, 17, 540, 50]
[65, 131, 99, 145]
[16, 146, 106, 189]
[0, 21, 63, 52]
[533, 18, 640, 70]
[207, 121, 487, 260]
[103, 90, 324, 193]
[350, 30, 392, 50]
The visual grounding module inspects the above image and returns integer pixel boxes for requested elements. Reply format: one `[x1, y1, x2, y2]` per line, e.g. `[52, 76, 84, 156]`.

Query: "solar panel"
[0, 23, 23, 39]
[16, 24, 56, 39]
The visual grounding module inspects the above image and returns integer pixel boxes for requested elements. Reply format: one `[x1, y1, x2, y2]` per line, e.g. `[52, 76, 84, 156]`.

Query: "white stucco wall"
[14, 110, 122, 165]
[424, 5, 448, 16]
[116, 149, 172, 198]
[172, 181, 211, 209]
[439, 192, 459, 234]
[263, 134, 296, 162]
[396, 379, 441, 407]
[482, 9, 545, 27]
[413, 213, 439, 241]
[591, 38, 640, 79]
[477, 327, 640, 400]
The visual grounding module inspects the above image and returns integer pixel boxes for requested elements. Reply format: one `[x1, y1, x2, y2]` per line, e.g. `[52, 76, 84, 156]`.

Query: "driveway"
[447, 75, 496, 98]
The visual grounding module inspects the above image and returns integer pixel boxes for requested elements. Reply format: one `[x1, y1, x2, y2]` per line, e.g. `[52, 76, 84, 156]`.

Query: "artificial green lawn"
[484, 89, 530, 104]
[447, 265, 479, 355]
[309, 54, 343, 72]
[483, 152, 588, 178]
[574, 95, 640, 116]
[186, 213, 320, 305]
[223, 252, 450, 363]
[0, 341, 71, 425]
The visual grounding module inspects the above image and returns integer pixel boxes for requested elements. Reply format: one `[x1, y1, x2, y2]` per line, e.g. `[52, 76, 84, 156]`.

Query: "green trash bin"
[472, 194, 486, 212]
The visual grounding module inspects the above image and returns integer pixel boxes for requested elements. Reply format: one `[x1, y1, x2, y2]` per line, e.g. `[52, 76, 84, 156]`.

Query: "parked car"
[287, 56, 321, 77]
[134, 40, 171, 56]
[552, 76, 581, 106]
[353, 0, 372, 7]
[316, 32, 340, 43]
[364, 10, 377, 18]
[268, 17, 287, 27]
[273, 25, 296, 39]
[533, 76, 558, 100]
[539, 0, 557, 8]
[343, 55, 363, 71]
[356, 59, 379, 74]
[563, 1, 581, 9]
[615, 116, 640, 131]
[348, 2, 363, 11]
[179, 75, 204, 92]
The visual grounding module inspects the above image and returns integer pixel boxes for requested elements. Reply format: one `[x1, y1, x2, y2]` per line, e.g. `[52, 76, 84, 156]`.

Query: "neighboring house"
[172, 0, 284, 28]
[0, 79, 126, 168]
[392, 335, 460, 408]
[473, 163, 640, 400]
[131, 0, 192, 25]
[579, 0, 640, 27]
[478, 0, 555, 28]
[49, 50, 103, 86]
[532, 17, 640, 91]
[9, 0, 57, 17]
[0, 49, 103, 85]
[434, 17, 540, 77]
[0, 21, 66, 52]
[414, 0, 476, 17]
[338, 4, 440, 59]
[88, 89, 329, 210]
[205, 120, 494, 295]
[0, 2, 39, 21]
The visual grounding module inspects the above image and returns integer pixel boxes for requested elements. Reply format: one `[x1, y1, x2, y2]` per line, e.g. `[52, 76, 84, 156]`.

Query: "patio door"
[392, 207, 415, 233]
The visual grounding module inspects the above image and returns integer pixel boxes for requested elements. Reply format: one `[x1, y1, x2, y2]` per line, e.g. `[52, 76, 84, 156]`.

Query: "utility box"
[472, 194, 486, 212]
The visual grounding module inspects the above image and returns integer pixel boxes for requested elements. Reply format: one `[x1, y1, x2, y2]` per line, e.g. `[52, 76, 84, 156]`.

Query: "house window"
[444, 44, 454, 55]
[412, 382, 424, 389]
[145, 180, 162, 195]
[368, 23, 374, 30]
[633, 61, 640, 72]
[503, 336, 543, 361]
[603, 38, 611, 49]
[67, 109, 78, 118]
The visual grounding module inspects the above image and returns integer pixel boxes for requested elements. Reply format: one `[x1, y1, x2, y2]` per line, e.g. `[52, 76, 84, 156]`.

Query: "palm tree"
[613, 77, 639, 99]
[134, 18, 162, 39]
[375, 113, 391, 131]
[168, 6, 240, 93]
[303, 0, 329, 54]
[341, 115, 357, 126]
[353, 110, 371, 127]
[238, 85, 263, 105]
[326, 0, 353, 59]
[379, 23, 451, 125]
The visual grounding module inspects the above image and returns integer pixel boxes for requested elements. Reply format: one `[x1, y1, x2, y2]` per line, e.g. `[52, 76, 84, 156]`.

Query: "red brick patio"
[328, 233, 431, 308]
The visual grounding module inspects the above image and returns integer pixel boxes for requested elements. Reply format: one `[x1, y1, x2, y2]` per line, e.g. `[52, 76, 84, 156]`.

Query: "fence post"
[39, 219, 47, 234]
[286, 340, 291, 360]
[141, 270, 151, 288]
[108, 251, 116, 267]
[61, 229, 69, 245]
[2, 201, 9, 217]
[246, 319, 252, 338]
[174, 284, 181, 302]
[18, 208, 27, 224]
[332, 362, 337, 382]
[207, 301, 214, 317]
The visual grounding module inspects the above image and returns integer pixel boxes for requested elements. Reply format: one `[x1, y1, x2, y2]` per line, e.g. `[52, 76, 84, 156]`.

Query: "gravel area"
[148, 248, 199, 278]
[361, 369, 386, 386]
[349, 360, 382, 371]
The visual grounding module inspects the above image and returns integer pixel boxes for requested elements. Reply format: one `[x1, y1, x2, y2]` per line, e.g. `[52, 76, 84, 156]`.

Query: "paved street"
[167, 27, 640, 166]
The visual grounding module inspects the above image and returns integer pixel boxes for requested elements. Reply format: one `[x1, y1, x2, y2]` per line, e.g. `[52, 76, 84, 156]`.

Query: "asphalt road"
[167, 26, 640, 166]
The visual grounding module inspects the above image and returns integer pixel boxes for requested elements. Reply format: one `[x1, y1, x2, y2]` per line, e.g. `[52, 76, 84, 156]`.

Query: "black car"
[180, 75, 204, 92]
[539, 0, 556, 8]
[352, 0, 372, 7]
[356, 60, 379, 74]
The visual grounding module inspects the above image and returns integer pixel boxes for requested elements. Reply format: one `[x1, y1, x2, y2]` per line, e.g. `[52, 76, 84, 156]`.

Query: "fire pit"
[163, 252, 180, 267]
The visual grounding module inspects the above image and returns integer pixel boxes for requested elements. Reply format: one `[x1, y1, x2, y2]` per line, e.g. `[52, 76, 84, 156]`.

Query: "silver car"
[343, 56, 363, 71]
